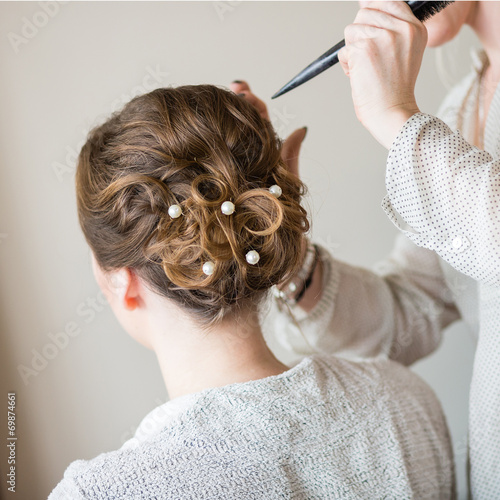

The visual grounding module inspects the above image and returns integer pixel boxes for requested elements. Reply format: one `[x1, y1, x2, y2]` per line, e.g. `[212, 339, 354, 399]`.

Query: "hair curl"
[76, 85, 309, 324]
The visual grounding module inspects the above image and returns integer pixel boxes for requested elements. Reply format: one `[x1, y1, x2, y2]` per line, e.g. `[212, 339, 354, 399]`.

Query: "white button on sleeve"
[384, 112, 500, 287]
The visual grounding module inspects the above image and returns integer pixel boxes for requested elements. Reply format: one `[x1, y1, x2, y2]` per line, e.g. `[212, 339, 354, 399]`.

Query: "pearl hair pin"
[202, 261, 215, 276]
[168, 204, 182, 219]
[221, 201, 235, 215]
[245, 250, 260, 265]
[269, 185, 282, 198]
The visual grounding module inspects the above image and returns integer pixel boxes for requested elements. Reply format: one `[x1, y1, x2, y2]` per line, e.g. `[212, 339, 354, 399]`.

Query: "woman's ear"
[90, 252, 140, 312]
[108, 268, 140, 311]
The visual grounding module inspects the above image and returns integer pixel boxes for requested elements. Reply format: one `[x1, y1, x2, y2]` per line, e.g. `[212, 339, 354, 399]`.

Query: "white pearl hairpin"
[269, 185, 282, 198]
[245, 250, 260, 265]
[168, 204, 182, 219]
[221, 201, 235, 215]
[202, 261, 215, 276]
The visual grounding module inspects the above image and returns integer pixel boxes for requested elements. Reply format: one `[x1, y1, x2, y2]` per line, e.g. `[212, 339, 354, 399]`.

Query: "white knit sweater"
[48, 353, 455, 499]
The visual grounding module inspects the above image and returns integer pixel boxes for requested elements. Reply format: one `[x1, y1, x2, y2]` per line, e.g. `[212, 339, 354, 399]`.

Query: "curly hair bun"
[76, 85, 309, 324]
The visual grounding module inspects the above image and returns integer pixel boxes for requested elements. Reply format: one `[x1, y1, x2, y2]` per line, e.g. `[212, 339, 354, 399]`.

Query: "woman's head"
[76, 85, 309, 327]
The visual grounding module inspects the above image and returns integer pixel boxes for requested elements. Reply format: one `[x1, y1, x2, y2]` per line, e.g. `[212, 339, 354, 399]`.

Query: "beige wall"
[0, 2, 480, 498]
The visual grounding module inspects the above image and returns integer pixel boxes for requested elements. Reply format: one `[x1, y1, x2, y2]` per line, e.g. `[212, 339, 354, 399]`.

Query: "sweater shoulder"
[48, 355, 449, 499]
[311, 353, 441, 409]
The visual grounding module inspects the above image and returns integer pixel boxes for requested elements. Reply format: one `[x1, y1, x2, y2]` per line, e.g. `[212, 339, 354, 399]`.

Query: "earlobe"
[114, 268, 140, 312]
[124, 296, 138, 311]
[101, 266, 135, 310]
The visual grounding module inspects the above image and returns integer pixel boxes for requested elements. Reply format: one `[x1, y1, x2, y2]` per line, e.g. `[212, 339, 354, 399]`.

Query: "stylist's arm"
[338, 1, 427, 148]
[338, 0, 500, 288]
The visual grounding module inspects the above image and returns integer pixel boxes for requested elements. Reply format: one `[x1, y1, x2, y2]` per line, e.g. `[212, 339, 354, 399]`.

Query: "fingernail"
[233, 80, 244, 84]
[237, 93, 245, 97]
[302, 126, 308, 138]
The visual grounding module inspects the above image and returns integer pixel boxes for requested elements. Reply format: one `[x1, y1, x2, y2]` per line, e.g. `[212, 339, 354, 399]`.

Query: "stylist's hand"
[338, 1, 427, 149]
[229, 80, 307, 178]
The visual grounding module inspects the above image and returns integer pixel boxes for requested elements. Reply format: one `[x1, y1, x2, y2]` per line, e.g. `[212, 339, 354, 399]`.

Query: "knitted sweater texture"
[49, 353, 454, 499]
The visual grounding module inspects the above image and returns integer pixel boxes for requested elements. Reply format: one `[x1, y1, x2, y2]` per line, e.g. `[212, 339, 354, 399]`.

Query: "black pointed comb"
[272, 1, 454, 99]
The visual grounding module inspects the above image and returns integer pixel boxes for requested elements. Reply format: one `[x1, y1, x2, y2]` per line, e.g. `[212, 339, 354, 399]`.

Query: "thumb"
[281, 127, 307, 178]
[337, 46, 350, 77]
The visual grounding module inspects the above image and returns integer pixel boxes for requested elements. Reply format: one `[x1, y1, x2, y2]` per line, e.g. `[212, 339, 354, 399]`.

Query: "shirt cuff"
[381, 112, 464, 253]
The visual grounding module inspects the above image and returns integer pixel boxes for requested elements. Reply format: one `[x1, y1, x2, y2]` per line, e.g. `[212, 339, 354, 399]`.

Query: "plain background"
[0, 1, 481, 498]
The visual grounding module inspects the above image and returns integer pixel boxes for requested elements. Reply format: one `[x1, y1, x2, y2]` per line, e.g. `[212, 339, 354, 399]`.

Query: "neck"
[149, 301, 289, 400]
[469, 2, 500, 83]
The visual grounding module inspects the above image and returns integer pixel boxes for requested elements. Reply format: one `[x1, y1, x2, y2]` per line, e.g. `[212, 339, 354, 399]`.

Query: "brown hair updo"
[76, 85, 309, 324]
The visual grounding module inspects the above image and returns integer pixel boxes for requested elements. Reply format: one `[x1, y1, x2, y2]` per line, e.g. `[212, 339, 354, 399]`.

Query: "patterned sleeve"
[262, 236, 460, 367]
[382, 112, 500, 286]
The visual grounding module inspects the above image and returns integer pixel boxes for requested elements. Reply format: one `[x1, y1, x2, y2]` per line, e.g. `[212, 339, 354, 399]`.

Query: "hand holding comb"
[272, 1, 454, 99]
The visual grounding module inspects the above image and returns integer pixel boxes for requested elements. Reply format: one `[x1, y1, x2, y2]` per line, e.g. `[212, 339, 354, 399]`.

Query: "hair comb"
[272, 1, 454, 99]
